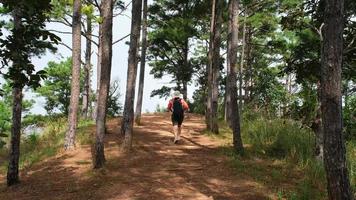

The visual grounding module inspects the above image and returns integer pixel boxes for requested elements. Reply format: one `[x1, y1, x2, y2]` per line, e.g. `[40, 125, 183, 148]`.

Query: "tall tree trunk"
[93, 0, 113, 168]
[134, 0, 148, 125]
[7, 10, 22, 187]
[244, 27, 252, 104]
[92, 24, 102, 120]
[227, 0, 243, 153]
[182, 38, 189, 101]
[239, 9, 247, 112]
[210, 0, 223, 134]
[321, 0, 353, 199]
[182, 82, 188, 100]
[7, 87, 23, 186]
[65, 0, 82, 150]
[224, 91, 230, 124]
[312, 82, 324, 161]
[82, 14, 92, 119]
[206, 0, 216, 130]
[121, 0, 142, 151]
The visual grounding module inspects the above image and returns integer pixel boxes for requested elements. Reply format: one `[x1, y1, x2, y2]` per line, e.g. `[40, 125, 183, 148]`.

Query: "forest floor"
[0, 113, 276, 200]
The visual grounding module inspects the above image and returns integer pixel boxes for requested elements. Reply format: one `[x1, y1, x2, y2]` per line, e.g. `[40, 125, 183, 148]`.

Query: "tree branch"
[112, 34, 130, 45]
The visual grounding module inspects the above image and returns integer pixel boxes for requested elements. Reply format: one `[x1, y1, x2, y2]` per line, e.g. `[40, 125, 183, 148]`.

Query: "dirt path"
[0, 114, 271, 200]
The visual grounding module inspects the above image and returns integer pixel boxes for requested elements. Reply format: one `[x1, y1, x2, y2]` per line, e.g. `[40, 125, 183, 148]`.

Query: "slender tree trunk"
[65, 0, 82, 150]
[182, 38, 189, 101]
[227, 0, 243, 153]
[210, 0, 223, 134]
[312, 82, 324, 161]
[206, 0, 216, 130]
[182, 82, 188, 100]
[224, 91, 230, 124]
[321, 0, 353, 199]
[239, 10, 247, 112]
[134, 0, 148, 125]
[244, 27, 252, 104]
[121, 0, 142, 151]
[7, 87, 23, 186]
[93, 0, 113, 168]
[82, 15, 92, 119]
[7, 10, 22, 187]
[92, 24, 102, 120]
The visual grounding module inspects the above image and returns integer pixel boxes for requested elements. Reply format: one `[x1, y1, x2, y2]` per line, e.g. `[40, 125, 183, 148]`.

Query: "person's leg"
[177, 125, 181, 141]
[173, 124, 178, 143]
[177, 115, 184, 141]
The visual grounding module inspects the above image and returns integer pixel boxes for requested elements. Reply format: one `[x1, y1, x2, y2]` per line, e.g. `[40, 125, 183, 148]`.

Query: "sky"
[29, 0, 197, 115]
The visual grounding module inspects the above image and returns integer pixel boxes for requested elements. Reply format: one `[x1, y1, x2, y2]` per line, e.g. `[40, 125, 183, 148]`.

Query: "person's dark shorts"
[172, 114, 184, 126]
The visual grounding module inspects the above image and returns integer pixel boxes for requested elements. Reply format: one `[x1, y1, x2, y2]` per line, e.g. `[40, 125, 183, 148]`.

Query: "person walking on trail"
[167, 91, 189, 144]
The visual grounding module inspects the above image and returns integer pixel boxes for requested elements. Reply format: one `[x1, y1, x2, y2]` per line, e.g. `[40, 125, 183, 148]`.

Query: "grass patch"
[206, 117, 333, 200]
[0, 117, 94, 175]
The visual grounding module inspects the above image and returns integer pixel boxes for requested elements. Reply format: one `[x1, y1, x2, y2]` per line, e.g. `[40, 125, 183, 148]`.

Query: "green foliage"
[107, 80, 123, 117]
[251, 67, 288, 116]
[0, 0, 60, 89]
[148, 0, 210, 97]
[344, 95, 356, 140]
[35, 58, 83, 115]
[208, 112, 330, 199]
[0, 82, 35, 148]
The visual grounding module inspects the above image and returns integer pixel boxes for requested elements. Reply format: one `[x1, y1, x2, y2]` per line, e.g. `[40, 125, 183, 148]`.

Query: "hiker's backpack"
[172, 98, 184, 116]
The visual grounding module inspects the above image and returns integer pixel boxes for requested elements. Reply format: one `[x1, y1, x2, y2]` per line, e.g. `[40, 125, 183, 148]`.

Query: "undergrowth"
[205, 112, 356, 199]
[0, 117, 94, 174]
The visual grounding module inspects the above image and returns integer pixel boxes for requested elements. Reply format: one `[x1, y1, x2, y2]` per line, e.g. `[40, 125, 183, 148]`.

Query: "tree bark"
[82, 14, 92, 119]
[93, 0, 113, 168]
[227, 0, 243, 153]
[321, 0, 353, 199]
[244, 27, 252, 104]
[7, 87, 23, 186]
[7, 9, 23, 187]
[92, 24, 102, 121]
[239, 10, 247, 112]
[121, 0, 142, 151]
[135, 0, 148, 125]
[210, 0, 223, 134]
[206, 0, 216, 130]
[65, 0, 82, 150]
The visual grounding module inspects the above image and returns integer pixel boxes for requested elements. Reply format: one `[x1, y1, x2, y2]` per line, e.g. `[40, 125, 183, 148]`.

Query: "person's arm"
[167, 100, 173, 112]
[181, 99, 189, 111]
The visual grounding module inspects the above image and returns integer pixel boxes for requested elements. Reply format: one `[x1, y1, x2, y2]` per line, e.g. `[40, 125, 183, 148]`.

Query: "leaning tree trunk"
[82, 14, 92, 119]
[121, 0, 142, 151]
[64, 0, 82, 150]
[206, 0, 216, 130]
[93, 0, 113, 169]
[210, 0, 223, 134]
[321, 0, 353, 199]
[134, 0, 148, 125]
[227, 0, 243, 153]
[7, 87, 23, 186]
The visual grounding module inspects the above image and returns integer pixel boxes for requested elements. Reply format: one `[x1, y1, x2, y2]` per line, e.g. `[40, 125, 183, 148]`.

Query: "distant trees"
[147, 0, 208, 99]
[0, 0, 60, 186]
[36, 58, 82, 115]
